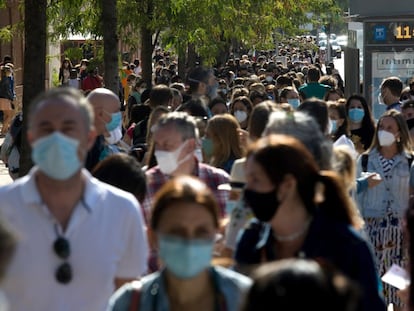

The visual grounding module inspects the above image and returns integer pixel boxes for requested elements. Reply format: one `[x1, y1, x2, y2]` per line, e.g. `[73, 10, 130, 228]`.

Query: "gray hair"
[263, 111, 333, 170]
[28, 87, 94, 131]
[153, 111, 199, 141]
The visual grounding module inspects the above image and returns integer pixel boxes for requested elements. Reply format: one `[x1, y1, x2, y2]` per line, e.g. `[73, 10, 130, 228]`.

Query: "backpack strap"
[407, 154, 413, 168]
[129, 281, 142, 311]
[361, 154, 368, 172]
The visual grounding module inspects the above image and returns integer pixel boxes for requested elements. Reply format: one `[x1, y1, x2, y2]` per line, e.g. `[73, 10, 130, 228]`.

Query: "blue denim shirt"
[234, 212, 386, 311]
[356, 148, 412, 218]
[107, 266, 252, 311]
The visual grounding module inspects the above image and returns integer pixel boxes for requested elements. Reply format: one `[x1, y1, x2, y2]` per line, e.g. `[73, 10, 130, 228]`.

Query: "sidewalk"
[0, 137, 14, 186]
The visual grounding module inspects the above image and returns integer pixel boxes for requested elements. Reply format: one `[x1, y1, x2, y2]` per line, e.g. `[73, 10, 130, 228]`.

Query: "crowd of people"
[2, 42, 414, 311]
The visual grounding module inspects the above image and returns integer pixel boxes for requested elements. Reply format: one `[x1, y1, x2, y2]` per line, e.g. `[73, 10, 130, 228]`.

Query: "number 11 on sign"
[395, 26, 412, 39]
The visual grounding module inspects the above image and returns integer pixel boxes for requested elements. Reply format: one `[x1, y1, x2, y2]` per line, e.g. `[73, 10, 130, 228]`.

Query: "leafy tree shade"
[20, 0, 47, 176]
[49, 0, 342, 86]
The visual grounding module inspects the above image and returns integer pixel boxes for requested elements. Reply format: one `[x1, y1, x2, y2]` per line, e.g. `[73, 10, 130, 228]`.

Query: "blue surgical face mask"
[225, 200, 238, 215]
[330, 119, 337, 133]
[32, 132, 81, 180]
[201, 137, 213, 159]
[219, 88, 228, 95]
[348, 108, 364, 123]
[207, 82, 218, 99]
[158, 234, 214, 279]
[287, 98, 300, 109]
[105, 111, 122, 132]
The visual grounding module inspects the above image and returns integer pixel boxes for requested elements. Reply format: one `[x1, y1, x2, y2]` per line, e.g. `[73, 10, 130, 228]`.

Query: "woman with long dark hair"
[235, 134, 385, 311]
[58, 58, 73, 86]
[346, 94, 376, 154]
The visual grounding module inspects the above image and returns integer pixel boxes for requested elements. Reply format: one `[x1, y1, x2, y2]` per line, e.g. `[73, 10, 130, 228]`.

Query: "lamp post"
[326, 22, 331, 65]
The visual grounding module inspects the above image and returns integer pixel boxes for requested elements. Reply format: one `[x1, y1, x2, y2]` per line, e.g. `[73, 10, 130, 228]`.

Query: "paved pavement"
[0, 137, 14, 186]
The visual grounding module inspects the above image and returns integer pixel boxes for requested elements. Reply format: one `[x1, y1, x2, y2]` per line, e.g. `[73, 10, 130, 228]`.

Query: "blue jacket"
[356, 148, 412, 218]
[107, 266, 252, 311]
[235, 212, 386, 311]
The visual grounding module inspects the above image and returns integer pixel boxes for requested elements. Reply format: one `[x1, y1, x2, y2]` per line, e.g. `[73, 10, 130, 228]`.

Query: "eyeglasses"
[53, 236, 72, 284]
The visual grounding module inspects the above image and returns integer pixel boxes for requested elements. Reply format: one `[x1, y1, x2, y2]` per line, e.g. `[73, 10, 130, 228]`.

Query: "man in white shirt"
[0, 87, 149, 311]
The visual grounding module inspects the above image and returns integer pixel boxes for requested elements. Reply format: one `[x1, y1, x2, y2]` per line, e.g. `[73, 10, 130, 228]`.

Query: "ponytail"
[317, 171, 363, 230]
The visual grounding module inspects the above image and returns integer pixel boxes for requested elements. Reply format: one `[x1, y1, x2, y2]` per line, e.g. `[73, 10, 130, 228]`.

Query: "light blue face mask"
[158, 234, 214, 279]
[287, 98, 300, 109]
[225, 200, 238, 215]
[348, 108, 365, 123]
[201, 137, 213, 159]
[207, 82, 218, 99]
[330, 119, 337, 133]
[31, 132, 81, 180]
[105, 111, 122, 132]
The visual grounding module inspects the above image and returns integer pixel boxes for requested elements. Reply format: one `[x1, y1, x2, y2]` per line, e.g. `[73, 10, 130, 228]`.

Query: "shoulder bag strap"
[129, 281, 142, 311]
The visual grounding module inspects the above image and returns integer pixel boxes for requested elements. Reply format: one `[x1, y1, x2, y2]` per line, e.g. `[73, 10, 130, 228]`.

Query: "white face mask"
[378, 130, 396, 147]
[105, 126, 123, 145]
[154, 140, 191, 175]
[234, 110, 248, 123]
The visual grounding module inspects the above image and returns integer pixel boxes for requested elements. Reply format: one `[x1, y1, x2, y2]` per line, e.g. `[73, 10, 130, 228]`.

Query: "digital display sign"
[395, 24, 414, 40]
[365, 21, 414, 45]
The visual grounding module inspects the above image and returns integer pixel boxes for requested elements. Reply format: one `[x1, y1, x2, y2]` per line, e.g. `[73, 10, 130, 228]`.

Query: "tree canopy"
[46, 0, 343, 66]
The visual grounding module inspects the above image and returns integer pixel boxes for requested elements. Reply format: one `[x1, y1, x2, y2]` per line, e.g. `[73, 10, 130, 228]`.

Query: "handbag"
[128, 281, 142, 311]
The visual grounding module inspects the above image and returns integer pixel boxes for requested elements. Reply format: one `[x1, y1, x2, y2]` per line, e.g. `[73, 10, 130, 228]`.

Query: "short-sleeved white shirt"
[0, 168, 149, 311]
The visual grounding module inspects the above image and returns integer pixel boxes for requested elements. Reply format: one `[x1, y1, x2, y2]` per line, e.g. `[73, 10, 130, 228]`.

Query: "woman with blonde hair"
[356, 109, 414, 309]
[203, 114, 245, 173]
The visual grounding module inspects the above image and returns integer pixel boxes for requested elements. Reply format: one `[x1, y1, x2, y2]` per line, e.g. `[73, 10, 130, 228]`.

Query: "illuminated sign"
[395, 24, 414, 40]
[366, 21, 414, 44]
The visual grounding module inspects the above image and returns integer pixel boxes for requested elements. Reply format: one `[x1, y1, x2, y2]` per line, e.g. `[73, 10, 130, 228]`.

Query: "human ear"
[86, 127, 98, 150]
[277, 174, 297, 201]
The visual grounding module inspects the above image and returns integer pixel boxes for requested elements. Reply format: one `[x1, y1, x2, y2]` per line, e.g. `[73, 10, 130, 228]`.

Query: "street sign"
[374, 25, 386, 41]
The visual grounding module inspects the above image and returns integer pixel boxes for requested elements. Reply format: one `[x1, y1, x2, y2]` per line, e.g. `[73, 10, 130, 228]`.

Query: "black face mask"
[243, 188, 279, 222]
[407, 118, 414, 130]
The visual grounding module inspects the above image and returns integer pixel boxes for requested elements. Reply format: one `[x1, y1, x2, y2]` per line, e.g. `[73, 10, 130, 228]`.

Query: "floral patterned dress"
[364, 155, 407, 307]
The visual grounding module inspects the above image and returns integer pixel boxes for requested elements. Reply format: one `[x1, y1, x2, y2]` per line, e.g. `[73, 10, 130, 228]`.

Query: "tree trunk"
[20, 0, 47, 176]
[187, 43, 197, 69]
[177, 43, 186, 80]
[100, 0, 119, 94]
[140, 25, 153, 88]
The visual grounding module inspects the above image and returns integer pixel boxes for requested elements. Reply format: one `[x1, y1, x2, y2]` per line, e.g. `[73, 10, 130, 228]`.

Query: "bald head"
[87, 88, 120, 135]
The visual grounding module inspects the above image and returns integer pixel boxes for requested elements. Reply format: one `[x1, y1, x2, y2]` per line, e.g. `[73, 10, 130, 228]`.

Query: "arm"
[409, 160, 414, 196]
[115, 198, 149, 283]
[352, 240, 386, 311]
[356, 174, 382, 194]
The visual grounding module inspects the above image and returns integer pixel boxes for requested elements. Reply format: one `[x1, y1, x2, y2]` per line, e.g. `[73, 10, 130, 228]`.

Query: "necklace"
[273, 217, 313, 242]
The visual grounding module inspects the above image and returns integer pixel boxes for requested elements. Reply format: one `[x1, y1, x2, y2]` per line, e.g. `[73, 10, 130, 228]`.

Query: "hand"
[396, 286, 409, 309]
[366, 173, 382, 188]
[238, 129, 249, 149]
